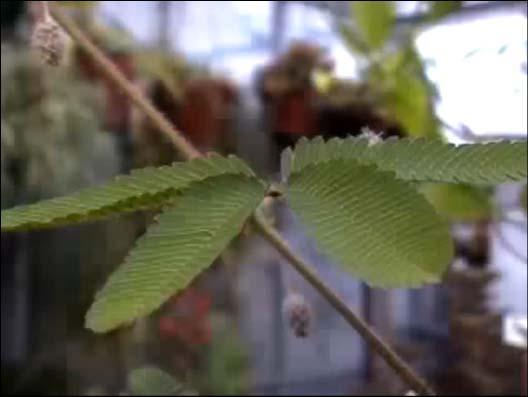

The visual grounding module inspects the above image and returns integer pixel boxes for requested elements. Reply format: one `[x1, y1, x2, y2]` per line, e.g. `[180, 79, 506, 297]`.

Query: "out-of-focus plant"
[127, 367, 198, 396]
[83, 366, 200, 395]
[337, 1, 462, 138]
[195, 314, 250, 396]
[337, 2, 527, 237]
[113, 315, 248, 396]
[1, 43, 118, 203]
[426, 1, 462, 22]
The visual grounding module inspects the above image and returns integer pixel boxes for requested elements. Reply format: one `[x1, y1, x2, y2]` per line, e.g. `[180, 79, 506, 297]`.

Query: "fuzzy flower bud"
[282, 292, 313, 338]
[31, 13, 67, 67]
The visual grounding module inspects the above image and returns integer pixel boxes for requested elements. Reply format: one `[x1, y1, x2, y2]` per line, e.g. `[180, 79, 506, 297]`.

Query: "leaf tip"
[84, 310, 105, 334]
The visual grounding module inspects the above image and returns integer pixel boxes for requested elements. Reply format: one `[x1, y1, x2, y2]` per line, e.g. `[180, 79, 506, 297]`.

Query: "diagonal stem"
[253, 211, 435, 396]
[48, 3, 201, 161]
[49, 3, 435, 395]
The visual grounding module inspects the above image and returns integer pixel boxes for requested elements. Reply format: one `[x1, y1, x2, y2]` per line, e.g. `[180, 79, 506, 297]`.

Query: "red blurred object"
[177, 77, 239, 152]
[159, 288, 213, 346]
[274, 89, 318, 137]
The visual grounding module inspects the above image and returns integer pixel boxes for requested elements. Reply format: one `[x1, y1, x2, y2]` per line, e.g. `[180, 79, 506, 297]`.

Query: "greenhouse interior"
[1, 1, 527, 396]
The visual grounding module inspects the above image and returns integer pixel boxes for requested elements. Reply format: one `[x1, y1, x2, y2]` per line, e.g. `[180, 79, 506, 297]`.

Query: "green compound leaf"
[287, 159, 454, 288]
[284, 136, 527, 186]
[85, 174, 266, 333]
[128, 367, 198, 396]
[1, 154, 255, 232]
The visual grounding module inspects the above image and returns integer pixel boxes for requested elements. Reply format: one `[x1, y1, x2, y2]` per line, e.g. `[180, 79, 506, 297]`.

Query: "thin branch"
[48, 3, 201, 161]
[49, 5, 435, 395]
[253, 211, 436, 396]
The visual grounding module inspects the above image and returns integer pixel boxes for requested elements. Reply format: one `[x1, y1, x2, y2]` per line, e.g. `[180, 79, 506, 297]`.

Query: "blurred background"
[1, 1, 527, 395]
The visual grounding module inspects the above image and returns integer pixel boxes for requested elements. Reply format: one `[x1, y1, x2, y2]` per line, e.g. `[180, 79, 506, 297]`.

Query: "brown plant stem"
[49, 2, 201, 161]
[253, 211, 435, 396]
[49, 3, 435, 395]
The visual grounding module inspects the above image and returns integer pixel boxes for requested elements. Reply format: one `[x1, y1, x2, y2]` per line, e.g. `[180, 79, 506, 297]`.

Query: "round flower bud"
[282, 292, 313, 338]
[31, 17, 67, 66]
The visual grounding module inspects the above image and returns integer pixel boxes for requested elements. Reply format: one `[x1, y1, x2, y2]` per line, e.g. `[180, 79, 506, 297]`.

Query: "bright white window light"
[416, 11, 527, 139]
